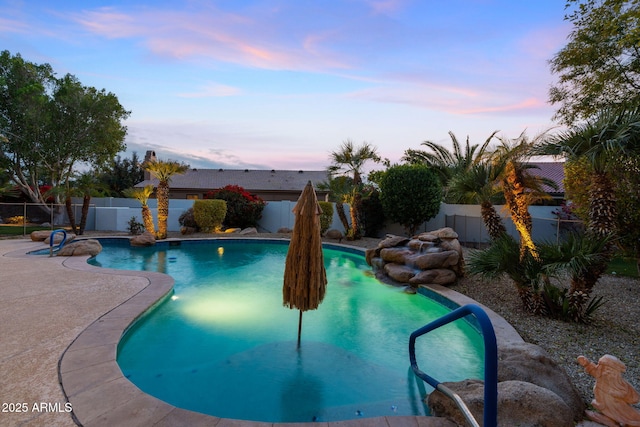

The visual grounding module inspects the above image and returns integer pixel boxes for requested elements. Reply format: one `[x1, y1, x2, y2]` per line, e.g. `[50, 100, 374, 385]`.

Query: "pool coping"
[52, 237, 523, 427]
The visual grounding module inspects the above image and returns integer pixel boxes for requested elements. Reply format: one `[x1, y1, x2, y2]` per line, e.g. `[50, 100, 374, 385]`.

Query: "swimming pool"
[88, 238, 484, 423]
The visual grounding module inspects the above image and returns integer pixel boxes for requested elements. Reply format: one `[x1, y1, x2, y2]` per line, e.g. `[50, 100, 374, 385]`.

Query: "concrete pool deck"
[0, 237, 597, 427]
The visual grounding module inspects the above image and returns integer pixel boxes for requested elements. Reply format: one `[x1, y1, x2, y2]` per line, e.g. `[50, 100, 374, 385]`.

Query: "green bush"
[379, 164, 442, 235]
[193, 200, 227, 232]
[178, 208, 199, 231]
[318, 201, 333, 234]
[204, 185, 266, 229]
[127, 216, 144, 235]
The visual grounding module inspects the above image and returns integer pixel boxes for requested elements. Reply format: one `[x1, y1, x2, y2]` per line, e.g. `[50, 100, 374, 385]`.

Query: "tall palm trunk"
[588, 172, 617, 239]
[480, 201, 506, 240]
[566, 171, 617, 316]
[65, 196, 78, 234]
[78, 195, 90, 235]
[348, 193, 363, 240]
[503, 163, 537, 259]
[156, 181, 169, 239]
[335, 202, 350, 234]
[141, 205, 156, 235]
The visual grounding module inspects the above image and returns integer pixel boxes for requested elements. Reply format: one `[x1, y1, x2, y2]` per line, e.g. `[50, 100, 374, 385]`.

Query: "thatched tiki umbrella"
[283, 181, 328, 348]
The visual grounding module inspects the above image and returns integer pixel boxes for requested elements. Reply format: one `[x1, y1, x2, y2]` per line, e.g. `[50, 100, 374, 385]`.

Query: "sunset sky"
[1, 0, 571, 171]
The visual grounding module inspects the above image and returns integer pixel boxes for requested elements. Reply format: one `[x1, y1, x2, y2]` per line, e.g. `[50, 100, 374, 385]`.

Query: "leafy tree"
[99, 152, 145, 197]
[379, 164, 442, 235]
[0, 51, 130, 218]
[204, 185, 266, 229]
[144, 159, 189, 239]
[123, 185, 156, 236]
[549, 0, 640, 124]
[327, 140, 381, 239]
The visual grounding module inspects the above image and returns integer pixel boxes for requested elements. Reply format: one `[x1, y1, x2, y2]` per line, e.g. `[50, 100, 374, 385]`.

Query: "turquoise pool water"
[88, 239, 484, 423]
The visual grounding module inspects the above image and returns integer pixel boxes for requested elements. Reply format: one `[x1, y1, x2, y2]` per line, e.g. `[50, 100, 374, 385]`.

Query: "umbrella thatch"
[283, 181, 327, 347]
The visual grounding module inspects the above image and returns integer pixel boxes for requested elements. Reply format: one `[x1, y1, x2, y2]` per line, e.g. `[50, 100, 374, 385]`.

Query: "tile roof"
[136, 169, 329, 192]
[528, 162, 565, 195]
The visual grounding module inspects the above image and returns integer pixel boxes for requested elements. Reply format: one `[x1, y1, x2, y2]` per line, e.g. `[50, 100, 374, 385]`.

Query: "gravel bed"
[450, 248, 640, 409]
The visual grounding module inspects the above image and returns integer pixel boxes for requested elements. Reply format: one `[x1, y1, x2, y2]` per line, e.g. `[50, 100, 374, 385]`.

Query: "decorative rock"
[45, 233, 76, 245]
[324, 229, 344, 240]
[378, 234, 410, 248]
[432, 227, 459, 239]
[410, 268, 457, 285]
[30, 230, 51, 241]
[417, 233, 438, 242]
[499, 342, 585, 422]
[371, 230, 464, 287]
[413, 250, 459, 270]
[383, 263, 416, 283]
[407, 239, 436, 251]
[427, 379, 574, 427]
[57, 240, 102, 257]
[239, 227, 257, 235]
[130, 231, 156, 247]
[380, 247, 413, 264]
[365, 248, 378, 266]
[277, 227, 292, 233]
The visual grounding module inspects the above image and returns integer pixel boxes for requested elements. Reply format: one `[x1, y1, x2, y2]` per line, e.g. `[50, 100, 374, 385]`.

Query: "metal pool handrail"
[49, 229, 67, 257]
[409, 303, 498, 427]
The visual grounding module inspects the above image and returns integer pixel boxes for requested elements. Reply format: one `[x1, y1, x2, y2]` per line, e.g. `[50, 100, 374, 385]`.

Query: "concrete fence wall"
[3, 198, 572, 243]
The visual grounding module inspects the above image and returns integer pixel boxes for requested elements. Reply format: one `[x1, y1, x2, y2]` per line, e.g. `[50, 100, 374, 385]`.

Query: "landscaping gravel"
[450, 249, 640, 410]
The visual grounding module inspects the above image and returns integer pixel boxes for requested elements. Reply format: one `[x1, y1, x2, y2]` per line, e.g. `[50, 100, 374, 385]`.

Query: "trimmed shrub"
[204, 185, 266, 229]
[178, 208, 199, 232]
[318, 201, 333, 234]
[193, 200, 227, 232]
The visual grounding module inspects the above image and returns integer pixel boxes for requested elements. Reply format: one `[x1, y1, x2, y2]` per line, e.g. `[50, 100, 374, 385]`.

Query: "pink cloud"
[67, 6, 353, 72]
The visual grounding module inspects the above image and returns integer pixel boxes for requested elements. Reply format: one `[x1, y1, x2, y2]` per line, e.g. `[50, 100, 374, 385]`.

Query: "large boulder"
[239, 227, 257, 235]
[130, 231, 156, 247]
[410, 269, 457, 286]
[383, 263, 416, 283]
[56, 240, 102, 257]
[427, 379, 575, 427]
[498, 342, 585, 422]
[30, 230, 51, 241]
[324, 229, 344, 240]
[413, 250, 459, 270]
[380, 247, 413, 264]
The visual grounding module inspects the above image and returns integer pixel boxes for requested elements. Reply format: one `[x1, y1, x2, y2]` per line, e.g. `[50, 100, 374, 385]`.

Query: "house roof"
[528, 162, 565, 195]
[136, 169, 329, 192]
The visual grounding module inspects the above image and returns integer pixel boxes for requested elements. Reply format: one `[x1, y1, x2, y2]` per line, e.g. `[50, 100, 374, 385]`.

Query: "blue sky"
[1, 0, 570, 171]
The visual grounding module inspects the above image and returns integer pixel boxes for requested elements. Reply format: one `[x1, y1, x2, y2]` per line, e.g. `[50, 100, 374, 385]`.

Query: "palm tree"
[536, 106, 640, 302]
[447, 162, 507, 240]
[144, 159, 189, 239]
[493, 131, 556, 259]
[123, 185, 156, 236]
[402, 130, 498, 198]
[317, 175, 352, 234]
[327, 140, 380, 239]
[538, 107, 640, 238]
